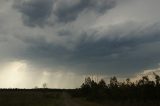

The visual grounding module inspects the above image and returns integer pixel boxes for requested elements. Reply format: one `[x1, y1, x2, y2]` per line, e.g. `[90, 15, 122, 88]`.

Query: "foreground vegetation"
[1, 73, 160, 106]
[79, 72, 160, 101]
[0, 89, 160, 106]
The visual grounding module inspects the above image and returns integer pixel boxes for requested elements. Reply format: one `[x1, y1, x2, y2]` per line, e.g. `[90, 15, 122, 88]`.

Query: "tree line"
[77, 72, 160, 101]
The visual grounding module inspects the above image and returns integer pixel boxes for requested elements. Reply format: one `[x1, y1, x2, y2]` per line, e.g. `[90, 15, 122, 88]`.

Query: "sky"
[0, 0, 160, 88]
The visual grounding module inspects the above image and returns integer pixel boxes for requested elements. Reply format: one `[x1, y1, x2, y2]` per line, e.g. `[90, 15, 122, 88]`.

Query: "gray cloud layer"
[14, 0, 116, 27]
[14, 0, 54, 27]
[16, 22, 160, 75]
[0, 0, 160, 81]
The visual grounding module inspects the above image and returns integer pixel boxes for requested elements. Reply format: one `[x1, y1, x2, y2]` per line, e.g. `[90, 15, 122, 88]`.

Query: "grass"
[0, 91, 62, 106]
[0, 90, 160, 106]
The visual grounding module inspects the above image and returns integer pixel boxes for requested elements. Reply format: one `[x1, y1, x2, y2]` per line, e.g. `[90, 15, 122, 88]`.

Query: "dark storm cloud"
[14, 0, 54, 27]
[53, 0, 116, 23]
[14, 0, 117, 27]
[1, 0, 160, 88]
[15, 22, 160, 75]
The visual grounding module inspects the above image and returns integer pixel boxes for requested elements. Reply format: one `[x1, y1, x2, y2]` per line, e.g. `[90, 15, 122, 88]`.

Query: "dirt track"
[61, 92, 102, 106]
[61, 92, 81, 106]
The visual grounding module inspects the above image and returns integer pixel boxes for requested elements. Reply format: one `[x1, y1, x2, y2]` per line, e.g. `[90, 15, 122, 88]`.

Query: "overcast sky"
[0, 0, 160, 88]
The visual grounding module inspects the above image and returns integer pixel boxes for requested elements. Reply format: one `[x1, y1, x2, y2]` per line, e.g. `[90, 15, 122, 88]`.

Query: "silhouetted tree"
[110, 76, 118, 88]
[126, 78, 131, 85]
[79, 73, 160, 101]
[43, 83, 47, 88]
[98, 79, 106, 88]
[153, 72, 160, 86]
